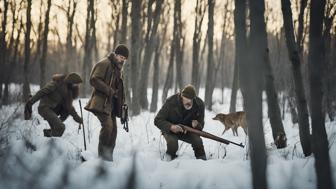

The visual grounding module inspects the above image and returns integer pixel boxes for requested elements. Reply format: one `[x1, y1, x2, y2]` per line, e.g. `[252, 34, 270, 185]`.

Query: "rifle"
[178, 124, 245, 148]
[79, 100, 87, 150]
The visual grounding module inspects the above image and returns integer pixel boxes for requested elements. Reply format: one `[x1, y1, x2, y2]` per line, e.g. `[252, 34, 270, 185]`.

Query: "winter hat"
[115, 44, 129, 59]
[64, 73, 82, 84]
[181, 85, 196, 99]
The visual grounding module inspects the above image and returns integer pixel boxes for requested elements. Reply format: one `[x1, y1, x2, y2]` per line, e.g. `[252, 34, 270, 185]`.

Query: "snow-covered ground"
[1, 85, 336, 189]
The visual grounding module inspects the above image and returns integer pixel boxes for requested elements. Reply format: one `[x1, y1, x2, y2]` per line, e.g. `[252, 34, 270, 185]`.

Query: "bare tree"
[138, 0, 164, 110]
[0, 0, 9, 101]
[39, 0, 52, 87]
[23, 0, 32, 102]
[244, 0, 268, 188]
[204, 0, 215, 110]
[65, 0, 77, 73]
[130, 0, 142, 115]
[192, 0, 206, 95]
[82, 0, 96, 95]
[308, 0, 333, 188]
[280, 0, 311, 156]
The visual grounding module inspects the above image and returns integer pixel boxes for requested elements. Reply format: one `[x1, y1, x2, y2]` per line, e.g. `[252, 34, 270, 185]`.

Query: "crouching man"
[25, 73, 83, 137]
[154, 85, 206, 160]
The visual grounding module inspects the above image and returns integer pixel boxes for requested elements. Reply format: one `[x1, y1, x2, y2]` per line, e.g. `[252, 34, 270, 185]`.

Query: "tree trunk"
[245, 0, 268, 188]
[308, 0, 333, 188]
[150, 36, 161, 113]
[162, 40, 175, 103]
[280, 0, 312, 156]
[65, 0, 77, 74]
[39, 0, 52, 88]
[120, 0, 131, 109]
[204, 0, 215, 110]
[82, 0, 95, 96]
[174, 0, 184, 92]
[23, 0, 32, 102]
[264, 49, 287, 148]
[0, 0, 9, 101]
[138, 0, 164, 110]
[130, 0, 141, 115]
[192, 0, 206, 95]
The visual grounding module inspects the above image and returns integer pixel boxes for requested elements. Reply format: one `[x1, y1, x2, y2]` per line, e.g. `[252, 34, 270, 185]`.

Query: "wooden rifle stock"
[178, 124, 244, 148]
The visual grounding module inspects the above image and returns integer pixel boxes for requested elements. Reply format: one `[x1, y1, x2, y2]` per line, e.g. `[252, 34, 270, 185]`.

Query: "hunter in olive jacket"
[28, 73, 82, 122]
[154, 93, 205, 134]
[85, 53, 124, 116]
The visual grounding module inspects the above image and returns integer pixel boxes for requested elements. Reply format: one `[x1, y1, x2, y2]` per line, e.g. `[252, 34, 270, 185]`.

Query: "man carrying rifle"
[85, 44, 128, 161]
[154, 85, 206, 160]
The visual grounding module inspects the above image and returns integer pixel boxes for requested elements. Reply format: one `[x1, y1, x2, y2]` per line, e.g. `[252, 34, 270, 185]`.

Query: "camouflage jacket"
[154, 93, 205, 133]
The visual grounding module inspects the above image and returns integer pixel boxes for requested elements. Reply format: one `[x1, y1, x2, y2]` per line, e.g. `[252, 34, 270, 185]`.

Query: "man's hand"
[170, 125, 186, 134]
[192, 120, 200, 129]
[24, 101, 33, 120]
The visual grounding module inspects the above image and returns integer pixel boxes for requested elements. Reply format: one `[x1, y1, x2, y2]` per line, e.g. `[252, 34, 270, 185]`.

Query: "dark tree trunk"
[204, 0, 215, 110]
[120, 0, 131, 109]
[138, 0, 163, 110]
[280, 0, 312, 156]
[0, 0, 9, 101]
[130, 0, 141, 115]
[162, 39, 175, 103]
[264, 49, 287, 148]
[192, 0, 206, 95]
[150, 36, 161, 113]
[39, 0, 52, 88]
[23, 0, 32, 102]
[234, 0, 247, 104]
[174, 0, 184, 92]
[82, 0, 95, 95]
[245, 0, 268, 188]
[65, 0, 77, 74]
[308, 0, 333, 188]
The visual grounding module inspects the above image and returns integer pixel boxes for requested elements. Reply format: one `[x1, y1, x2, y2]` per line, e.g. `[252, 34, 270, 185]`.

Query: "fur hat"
[181, 85, 196, 99]
[115, 44, 129, 59]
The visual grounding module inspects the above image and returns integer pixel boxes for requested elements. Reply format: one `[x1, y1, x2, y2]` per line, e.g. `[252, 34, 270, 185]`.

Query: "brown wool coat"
[29, 74, 81, 122]
[85, 53, 125, 116]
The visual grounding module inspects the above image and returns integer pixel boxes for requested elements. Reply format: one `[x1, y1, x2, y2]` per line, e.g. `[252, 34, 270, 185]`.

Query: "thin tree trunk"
[308, 0, 333, 188]
[138, 0, 164, 109]
[204, 0, 215, 110]
[39, 0, 52, 88]
[174, 0, 183, 92]
[65, 0, 77, 74]
[245, 0, 268, 188]
[280, 0, 312, 156]
[130, 0, 141, 115]
[0, 0, 9, 100]
[162, 40, 175, 103]
[150, 36, 161, 113]
[192, 0, 206, 95]
[264, 49, 287, 148]
[23, 0, 32, 102]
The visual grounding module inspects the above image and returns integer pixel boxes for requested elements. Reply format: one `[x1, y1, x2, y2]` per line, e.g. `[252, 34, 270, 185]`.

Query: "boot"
[196, 155, 207, 160]
[43, 129, 52, 137]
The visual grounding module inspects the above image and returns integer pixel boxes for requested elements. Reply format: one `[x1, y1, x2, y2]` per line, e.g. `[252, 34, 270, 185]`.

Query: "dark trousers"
[38, 106, 65, 137]
[94, 113, 117, 161]
[163, 132, 206, 160]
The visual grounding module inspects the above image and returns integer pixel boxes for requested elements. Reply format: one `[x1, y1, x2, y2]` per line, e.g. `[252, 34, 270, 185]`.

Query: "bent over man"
[25, 73, 83, 137]
[154, 85, 206, 160]
[85, 44, 129, 161]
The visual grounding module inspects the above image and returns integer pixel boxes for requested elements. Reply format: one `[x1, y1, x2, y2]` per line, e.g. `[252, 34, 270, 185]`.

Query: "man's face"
[181, 95, 193, 110]
[115, 54, 127, 69]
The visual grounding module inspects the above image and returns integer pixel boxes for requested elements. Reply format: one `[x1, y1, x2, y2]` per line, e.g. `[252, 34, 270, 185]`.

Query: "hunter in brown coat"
[85, 44, 129, 161]
[25, 73, 83, 137]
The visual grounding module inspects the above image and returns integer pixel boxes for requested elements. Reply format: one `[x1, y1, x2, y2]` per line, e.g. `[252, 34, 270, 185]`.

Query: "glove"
[75, 117, 83, 124]
[24, 101, 32, 120]
[170, 125, 186, 134]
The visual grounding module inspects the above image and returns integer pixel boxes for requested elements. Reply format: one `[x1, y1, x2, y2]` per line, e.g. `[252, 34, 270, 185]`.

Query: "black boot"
[43, 129, 52, 137]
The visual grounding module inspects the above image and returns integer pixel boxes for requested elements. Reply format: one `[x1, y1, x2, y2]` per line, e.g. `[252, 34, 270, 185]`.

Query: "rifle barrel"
[179, 124, 244, 148]
[79, 100, 87, 150]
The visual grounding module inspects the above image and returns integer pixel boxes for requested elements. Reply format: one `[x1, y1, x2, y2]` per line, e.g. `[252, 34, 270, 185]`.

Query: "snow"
[0, 85, 336, 189]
